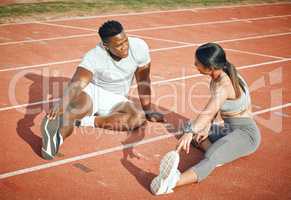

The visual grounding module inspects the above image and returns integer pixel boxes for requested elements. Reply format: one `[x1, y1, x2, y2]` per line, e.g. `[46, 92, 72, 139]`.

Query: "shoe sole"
[159, 151, 180, 179]
[150, 151, 180, 195]
[41, 116, 60, 160]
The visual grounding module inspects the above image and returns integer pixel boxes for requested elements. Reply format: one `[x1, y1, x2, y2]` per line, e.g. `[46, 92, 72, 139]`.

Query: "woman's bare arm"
[191, 81, 229, 134]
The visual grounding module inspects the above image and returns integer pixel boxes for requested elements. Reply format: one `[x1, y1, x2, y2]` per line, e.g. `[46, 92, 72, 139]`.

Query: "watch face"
[183, 120, 193, 133]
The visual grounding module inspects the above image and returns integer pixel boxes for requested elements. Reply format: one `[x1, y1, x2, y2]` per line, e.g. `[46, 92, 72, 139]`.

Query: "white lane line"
[0, 2, 290, 26]
[36, 22, 96, 32]
[0, 33, 189, 47]
[0, 33, 97, 46]
[191, 2, 291, 10]
[131, 33, 288, 60]
[144, 32, 291, 56]
[128, 34, 191, 45]
[1, 13, 290, 46]
[0, 102, 290, 179]
[252, 104, 262, 109]
[222, 48, 287, 60]
[273, 111, 290, 118]
[0, 8, 194, 27]
[214, 32, 291, 44]
[234, 59, 291, 70]
[150, 43, 194, 52]
[143, 58, 291, 86]
[126, 14, 291, 32]
[252, 103, 291, 115]
[1, 58, 290, 112]
[33, 14, 291, 37]
[1, 30, 290, 73]
[0, 59, 82, 72]
[251, 104, 290, 117]
[0, 99, 59, 112]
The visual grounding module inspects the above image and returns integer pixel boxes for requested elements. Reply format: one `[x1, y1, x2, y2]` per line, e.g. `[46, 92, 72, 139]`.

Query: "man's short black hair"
[98, 20, 124, 43]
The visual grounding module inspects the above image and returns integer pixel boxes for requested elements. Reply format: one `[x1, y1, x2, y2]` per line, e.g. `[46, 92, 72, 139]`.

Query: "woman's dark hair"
[98, 20, 123, 43]
[195, 43, 245, 98]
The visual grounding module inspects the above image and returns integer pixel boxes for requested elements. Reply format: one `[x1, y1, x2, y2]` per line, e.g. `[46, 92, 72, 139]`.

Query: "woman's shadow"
[16, 73, 69, 157]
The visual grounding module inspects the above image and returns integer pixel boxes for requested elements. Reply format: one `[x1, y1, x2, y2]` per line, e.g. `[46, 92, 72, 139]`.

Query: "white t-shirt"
[79, 37, 151, 96]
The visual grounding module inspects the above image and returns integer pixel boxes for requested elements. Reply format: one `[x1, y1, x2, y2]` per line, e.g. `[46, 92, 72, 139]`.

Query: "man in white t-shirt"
[40, 20, 165, 160]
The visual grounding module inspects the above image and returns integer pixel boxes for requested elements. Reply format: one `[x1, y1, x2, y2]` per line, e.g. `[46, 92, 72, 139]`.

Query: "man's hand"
[47, 103, 63, 120]
[145, 111, 166, 122]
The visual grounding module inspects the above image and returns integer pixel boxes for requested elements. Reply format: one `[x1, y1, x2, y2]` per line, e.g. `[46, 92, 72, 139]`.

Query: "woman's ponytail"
[223, 61, 245, 98]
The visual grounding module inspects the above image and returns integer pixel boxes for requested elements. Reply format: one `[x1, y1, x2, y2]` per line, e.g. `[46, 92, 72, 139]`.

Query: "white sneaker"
[150, 151, 181, 195]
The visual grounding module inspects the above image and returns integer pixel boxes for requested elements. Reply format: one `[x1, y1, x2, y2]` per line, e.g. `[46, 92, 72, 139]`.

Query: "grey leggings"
[192, 117, 261, 182]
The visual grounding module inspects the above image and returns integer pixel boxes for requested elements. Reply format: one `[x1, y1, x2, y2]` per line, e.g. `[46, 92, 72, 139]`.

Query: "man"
[41, 20, 165, 160]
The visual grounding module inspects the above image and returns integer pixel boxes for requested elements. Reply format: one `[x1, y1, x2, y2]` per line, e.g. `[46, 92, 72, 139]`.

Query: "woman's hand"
[176, 133, 194, 154]
[195, 130, 209, 144]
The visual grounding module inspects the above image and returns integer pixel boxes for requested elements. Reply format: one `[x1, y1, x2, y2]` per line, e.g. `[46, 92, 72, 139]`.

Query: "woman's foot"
[150, 151, 181, 195]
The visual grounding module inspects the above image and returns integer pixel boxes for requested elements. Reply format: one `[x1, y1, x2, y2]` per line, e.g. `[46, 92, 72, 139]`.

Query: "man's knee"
[68, 91, 92, 115]
[135, 111, 146, 126]
[128, 111, 146, 130]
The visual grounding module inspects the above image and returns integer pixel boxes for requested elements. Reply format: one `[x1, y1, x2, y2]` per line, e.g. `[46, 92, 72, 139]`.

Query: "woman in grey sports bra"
[150, 43, 261, 195]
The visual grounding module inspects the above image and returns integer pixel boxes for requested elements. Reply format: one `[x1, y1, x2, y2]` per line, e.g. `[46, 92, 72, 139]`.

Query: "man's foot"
[150, 151, 181, 195]
[41, 116, 62, 160]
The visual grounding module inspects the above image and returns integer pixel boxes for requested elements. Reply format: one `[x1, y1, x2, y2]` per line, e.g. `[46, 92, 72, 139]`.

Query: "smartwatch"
[182, 120, 194, 134]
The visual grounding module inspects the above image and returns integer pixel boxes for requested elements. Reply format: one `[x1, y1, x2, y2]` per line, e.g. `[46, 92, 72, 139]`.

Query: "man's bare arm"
[135, 63, 151, 111]
[135, 63, 165, 122]
[47, 67, 93, 119]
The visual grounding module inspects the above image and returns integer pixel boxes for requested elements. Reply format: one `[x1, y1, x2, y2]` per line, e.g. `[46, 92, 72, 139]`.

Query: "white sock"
[59, 133, 63, 146]
[80, 116, 96, 127]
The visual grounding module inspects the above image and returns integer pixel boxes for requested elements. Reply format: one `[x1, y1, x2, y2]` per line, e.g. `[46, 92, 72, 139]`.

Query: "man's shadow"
[120, 123, 156, 191]
[16, 73, 69, 157]
[120, 103, 202, 191]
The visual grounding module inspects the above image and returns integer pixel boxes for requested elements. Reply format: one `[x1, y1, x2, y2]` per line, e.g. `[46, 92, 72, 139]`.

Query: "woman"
[150, 43, 261, 195]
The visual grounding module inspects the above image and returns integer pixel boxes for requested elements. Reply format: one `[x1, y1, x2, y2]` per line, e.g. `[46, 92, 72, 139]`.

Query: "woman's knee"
[191, 158, 217, 182]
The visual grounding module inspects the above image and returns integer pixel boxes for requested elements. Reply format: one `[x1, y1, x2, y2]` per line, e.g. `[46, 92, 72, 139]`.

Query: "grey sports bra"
[211, 75, 251, 115]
